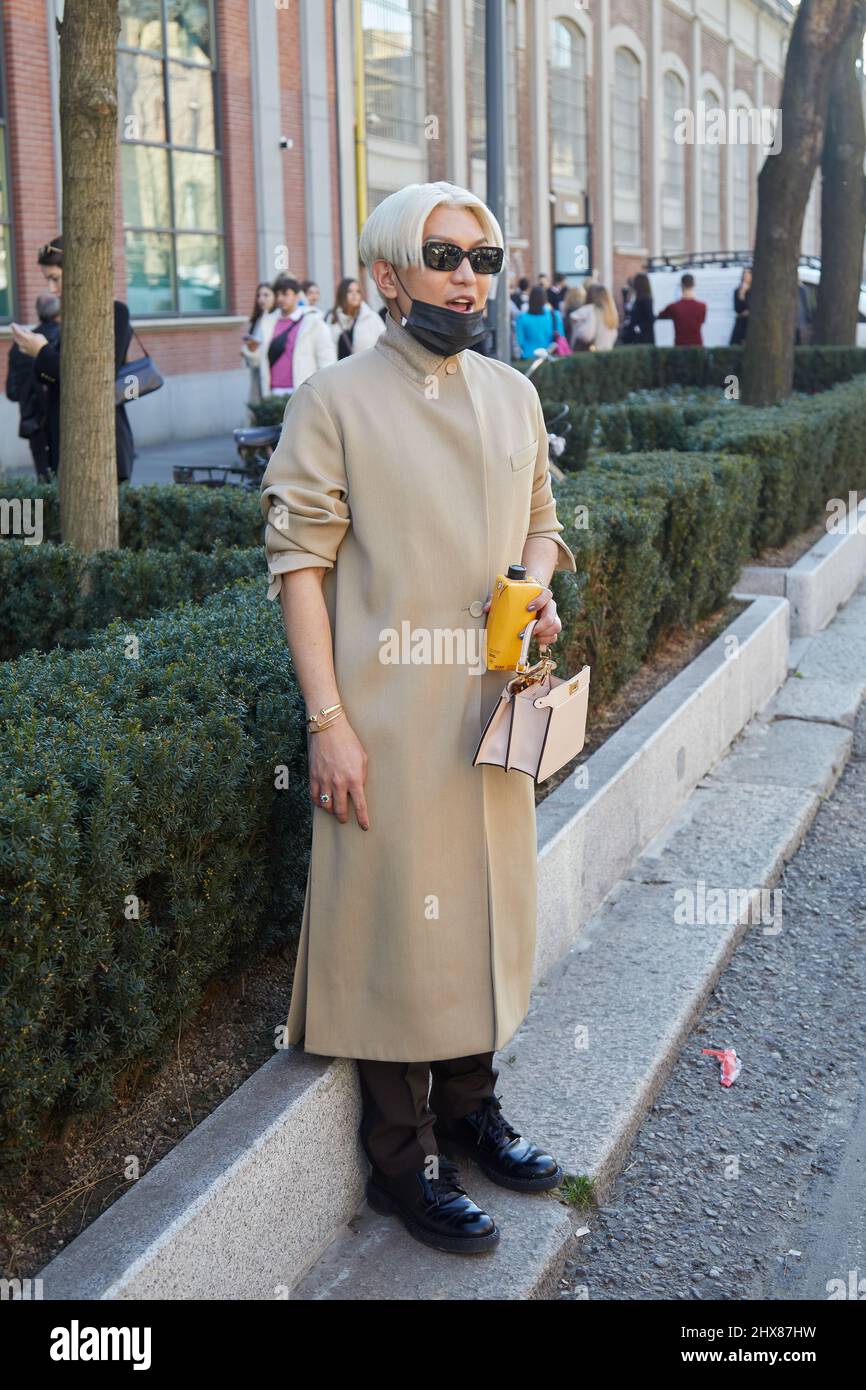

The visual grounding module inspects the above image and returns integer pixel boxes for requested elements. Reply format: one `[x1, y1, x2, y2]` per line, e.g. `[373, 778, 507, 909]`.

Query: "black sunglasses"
[422, 240, 504, 274]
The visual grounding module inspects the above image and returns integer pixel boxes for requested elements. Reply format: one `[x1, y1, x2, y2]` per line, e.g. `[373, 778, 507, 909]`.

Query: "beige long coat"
[260, 312, 576, 1062]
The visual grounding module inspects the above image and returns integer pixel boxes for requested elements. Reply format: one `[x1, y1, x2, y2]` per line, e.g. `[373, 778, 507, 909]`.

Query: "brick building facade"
[0, 0, 801, 466]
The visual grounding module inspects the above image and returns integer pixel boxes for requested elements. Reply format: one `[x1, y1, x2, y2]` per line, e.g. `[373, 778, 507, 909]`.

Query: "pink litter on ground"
[701, 1047, 742, 1087]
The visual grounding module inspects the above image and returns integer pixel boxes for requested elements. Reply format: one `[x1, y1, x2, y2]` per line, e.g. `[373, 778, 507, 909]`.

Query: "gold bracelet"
[308, 712, 343, 733]
[306, 702, 344, 732]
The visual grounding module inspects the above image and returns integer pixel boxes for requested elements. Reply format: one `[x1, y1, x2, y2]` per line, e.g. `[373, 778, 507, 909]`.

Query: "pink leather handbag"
[472, 620, 591, 783]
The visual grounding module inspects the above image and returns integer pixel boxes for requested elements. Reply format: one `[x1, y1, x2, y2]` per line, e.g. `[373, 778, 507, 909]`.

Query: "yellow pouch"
[485, 566, 544, 670]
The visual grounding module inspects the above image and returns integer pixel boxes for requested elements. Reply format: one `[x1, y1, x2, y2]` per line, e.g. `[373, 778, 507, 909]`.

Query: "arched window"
[661, 70, 686, 254]
[732, 136, 751, 251]
[612, 47, 642, 247]
[700, 90, 722, 252]
[118, 0, 225, 314]
[550, 18, 588, 190]
[363, 0, 426, 146]
[468, 0, 486, 164]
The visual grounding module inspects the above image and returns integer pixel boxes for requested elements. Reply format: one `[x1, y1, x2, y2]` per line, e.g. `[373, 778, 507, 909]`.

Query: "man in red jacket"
[658, 273, 707, 346]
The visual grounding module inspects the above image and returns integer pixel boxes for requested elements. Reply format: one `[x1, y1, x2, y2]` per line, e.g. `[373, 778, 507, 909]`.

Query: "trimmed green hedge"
[0, 541, 264, 660]
[551, 451, 760, 702]
[0, 478, 262, 552]
[0, 579, 309, 1175]
[692, 375, 866, 551]
[526, 343, 866, 405]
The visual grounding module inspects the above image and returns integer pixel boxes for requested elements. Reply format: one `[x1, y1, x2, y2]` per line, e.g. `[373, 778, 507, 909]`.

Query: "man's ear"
[371, 259, 399, 301]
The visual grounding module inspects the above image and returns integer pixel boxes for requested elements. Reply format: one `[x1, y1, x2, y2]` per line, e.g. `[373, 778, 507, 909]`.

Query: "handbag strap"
[515, 618, 537, 672]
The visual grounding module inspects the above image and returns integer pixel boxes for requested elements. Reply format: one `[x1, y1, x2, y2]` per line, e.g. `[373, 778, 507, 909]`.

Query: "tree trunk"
[812, 14, 866, 345]
[58, 0, 120, 552]
[741, 0, 860, 405]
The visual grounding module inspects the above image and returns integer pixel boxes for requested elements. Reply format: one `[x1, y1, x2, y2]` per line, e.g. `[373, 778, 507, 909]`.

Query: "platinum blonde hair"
[358, 181, 505, 270]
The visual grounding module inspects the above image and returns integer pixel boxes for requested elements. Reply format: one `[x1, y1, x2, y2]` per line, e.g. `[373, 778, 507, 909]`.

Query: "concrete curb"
[738, 497, 866, 636]
[36, 595, 790, 1300]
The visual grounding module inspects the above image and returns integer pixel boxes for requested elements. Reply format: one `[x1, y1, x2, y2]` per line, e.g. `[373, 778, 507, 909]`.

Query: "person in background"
[5, 292, 61, 480]
[246, 275, 336, 396]
[10, 236, 136, 481]
[300, 280, 322, 311]
[657, 272, 707, 347]
[561, 283, 587, 349]
[570, 283, 619, 351]
[510, 276, 530, 312]
[515, 284, 564, 358]
[730, 267, 751, 345]
[326, 277, 386, 359]
[621, 272, 655, 346]
[242, 281, 278, 401]
[547, 274, 567, 313]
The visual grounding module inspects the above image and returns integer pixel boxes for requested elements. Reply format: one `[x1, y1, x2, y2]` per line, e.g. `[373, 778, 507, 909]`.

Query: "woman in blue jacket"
[515, 285, 564, 359]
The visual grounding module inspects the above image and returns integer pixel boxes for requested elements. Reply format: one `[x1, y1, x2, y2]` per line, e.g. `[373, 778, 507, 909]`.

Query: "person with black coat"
[5, 294, 61, 480]
[730, 267, 751, 345]
[9, 237, 136, 482]
[620, 272, 656, 345]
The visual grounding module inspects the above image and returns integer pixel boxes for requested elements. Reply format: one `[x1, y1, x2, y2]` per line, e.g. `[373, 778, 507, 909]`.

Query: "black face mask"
[393, 269, 489, 356]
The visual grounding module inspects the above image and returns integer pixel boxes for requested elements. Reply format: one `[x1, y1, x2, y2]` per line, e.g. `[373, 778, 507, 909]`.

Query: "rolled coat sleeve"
[525, 391, 577, 574]
[259, 381, 351, 601]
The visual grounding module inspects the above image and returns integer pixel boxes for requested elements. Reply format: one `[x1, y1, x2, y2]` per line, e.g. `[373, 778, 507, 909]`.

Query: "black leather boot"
[434, 1096, 563, 1192]
[366, 1157, 500, 1254]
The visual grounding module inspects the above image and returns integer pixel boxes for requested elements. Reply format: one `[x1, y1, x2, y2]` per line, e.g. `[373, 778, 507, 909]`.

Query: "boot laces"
[428, 1156, 466, 1207]
[475, 1096, 520, 1148]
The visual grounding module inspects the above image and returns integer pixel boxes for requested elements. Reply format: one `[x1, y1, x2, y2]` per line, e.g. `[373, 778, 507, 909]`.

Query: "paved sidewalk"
[129, 435, 239, 488]
[556, 698, 866, 1301]
[0, 434, 239, 490]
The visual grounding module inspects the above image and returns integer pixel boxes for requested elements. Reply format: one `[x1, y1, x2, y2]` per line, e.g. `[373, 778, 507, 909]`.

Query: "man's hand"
[480, 583, 562, 651]
[525, 586, 561, 647]
[10, 324, 48, 358]
[309, 717, 370, 829]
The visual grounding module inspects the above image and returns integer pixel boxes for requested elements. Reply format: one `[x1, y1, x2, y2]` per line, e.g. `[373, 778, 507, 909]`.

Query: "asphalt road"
[556, 702, 866, 1302]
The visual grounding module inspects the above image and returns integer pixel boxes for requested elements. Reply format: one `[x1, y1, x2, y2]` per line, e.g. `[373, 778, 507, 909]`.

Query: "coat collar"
[374, 308, 462, 385]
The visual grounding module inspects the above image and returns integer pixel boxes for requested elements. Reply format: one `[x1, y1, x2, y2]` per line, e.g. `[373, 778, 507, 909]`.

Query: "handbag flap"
[533, 665, 590, 710]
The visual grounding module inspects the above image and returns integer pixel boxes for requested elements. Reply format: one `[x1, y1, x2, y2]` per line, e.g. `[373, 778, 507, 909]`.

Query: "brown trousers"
[356, 1053, 498, 1176]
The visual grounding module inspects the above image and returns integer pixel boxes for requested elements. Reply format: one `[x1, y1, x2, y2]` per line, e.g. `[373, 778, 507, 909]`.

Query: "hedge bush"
[0, 541, 264, 660]
[0, 478, 262, 552]
[691, 375, 866, 552]
[525, 343, 866, 405]
[0, 579, 309, 1176]
[551, 450, 760, 700]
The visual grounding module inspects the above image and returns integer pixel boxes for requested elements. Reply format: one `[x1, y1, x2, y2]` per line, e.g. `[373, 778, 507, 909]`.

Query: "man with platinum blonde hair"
[260, 181, 576, 1256]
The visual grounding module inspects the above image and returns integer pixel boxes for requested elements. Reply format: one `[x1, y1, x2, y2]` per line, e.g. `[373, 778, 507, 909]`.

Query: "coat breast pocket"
[509, 439, 538, 472]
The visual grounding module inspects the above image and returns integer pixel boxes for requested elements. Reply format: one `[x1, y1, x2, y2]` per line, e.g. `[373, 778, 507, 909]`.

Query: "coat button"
[445, 360, 458, 374]
[469, 599, 485, 618]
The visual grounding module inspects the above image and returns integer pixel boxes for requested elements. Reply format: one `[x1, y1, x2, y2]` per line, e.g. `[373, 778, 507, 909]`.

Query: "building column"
[46, 0, 63, 220]
[754, 58, 765, 248]
[648, 0, 663, 259]
[298, 0, 335, 291]
[529, 0, 550, 278]
[333, 0, 359, 277]
[446, 0, 467, 187]
[690, 15, 702, 253]
[248, 0, 286, 280]
[724, 38, 735, 251]
[596, 0, 612, 286]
